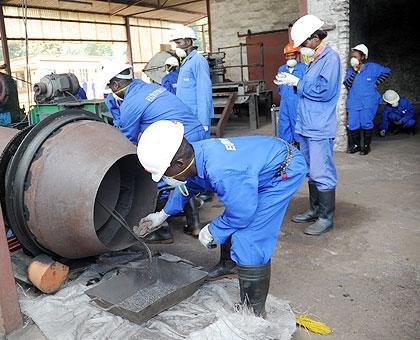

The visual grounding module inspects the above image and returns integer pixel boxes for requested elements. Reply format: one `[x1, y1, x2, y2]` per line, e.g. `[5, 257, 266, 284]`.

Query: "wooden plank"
[212, 92, 237, 137]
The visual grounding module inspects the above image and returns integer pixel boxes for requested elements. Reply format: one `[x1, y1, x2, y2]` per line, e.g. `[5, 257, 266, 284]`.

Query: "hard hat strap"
[170, 156, 195, 179]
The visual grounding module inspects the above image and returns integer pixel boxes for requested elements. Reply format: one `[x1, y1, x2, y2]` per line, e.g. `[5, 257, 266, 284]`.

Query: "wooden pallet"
[211, 92, 237, 137]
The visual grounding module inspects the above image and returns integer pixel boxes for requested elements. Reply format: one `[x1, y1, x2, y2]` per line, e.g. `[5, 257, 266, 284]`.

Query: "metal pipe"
[0, 110, 157, 259]
[125, 17, 134, 65]
[0, 6, 11, 75]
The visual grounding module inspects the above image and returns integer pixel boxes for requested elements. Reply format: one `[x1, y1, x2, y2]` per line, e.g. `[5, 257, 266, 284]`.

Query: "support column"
[125, 17, 133, 65]
[0, 6, 11, 75]
[0, 209, 22, 336]
[206, 0, 212, 52]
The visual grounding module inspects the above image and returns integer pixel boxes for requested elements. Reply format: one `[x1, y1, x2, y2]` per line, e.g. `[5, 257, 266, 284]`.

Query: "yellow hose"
[296, 314, 332, 335]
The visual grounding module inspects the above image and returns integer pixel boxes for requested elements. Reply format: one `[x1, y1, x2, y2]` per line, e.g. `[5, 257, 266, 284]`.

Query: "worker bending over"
[380, 90, 416, 136]
[137, 120, 307, 316]
[170, 26, 214, 138]
[102, 63, 206, 242]
[275, 15, 341, 236]
[161, 56, 179, 95]
[277, 42, 307, 144]
[343, 44, 391, 154]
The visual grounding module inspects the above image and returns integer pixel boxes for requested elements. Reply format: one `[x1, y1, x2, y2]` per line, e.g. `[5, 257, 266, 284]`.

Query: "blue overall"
[379, 97, 416, 131]
[163, 136, 307, 265]
[119, 79, 205, 145]
[295, 45, 341, 191]
[162, 70, 179, 94]
[76, 87, 87, 100]
[345, 62, 391, 130]
[176, 50, 214, 137]
[277, 62, 307, 143]
[104, 94, 122, 128]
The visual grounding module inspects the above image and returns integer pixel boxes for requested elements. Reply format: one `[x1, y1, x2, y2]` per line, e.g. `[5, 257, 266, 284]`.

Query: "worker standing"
[161, 56, 179, 95]
[277, 43, 307, 144]
[169, 26, 214, 138]
[101, 63, 206, 243]
[379, 90, 416, 136]
[136, 120, 307, 316]
[343, 44, 391, 154]
[274, 15, 341, 236]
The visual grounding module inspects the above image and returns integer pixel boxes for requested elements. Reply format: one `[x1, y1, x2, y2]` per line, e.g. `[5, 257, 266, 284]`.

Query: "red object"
[283, 42, 300, 54]
[282, 173, 288, 180]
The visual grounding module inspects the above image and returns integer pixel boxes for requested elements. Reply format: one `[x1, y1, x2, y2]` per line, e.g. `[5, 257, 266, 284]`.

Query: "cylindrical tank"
[1, 109, 157, 259]
[0, 126, 19, 153]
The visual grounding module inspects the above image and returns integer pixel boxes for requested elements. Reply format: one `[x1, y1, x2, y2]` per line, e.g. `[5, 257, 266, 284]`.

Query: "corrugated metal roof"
[1, 0, 206, 23]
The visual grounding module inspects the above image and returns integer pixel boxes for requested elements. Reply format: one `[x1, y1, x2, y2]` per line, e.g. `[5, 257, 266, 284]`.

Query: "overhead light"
[59, 0, 93, 6]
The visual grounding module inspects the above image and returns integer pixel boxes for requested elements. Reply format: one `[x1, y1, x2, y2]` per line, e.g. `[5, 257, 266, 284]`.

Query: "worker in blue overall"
[277, 42, 307, 144]
[275, 15, 342, 236]
[136, 120, 307, 316]
[101, 63, 206, 243]
[169, 25, 214, 138]
[379, 90, 416, 136]
[161, 56, 179, 94]
[343, 44, 391, 155]
[104, 92, 122, 128]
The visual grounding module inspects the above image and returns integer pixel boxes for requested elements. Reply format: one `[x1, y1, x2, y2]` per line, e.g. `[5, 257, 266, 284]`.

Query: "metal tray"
[85, 256, 208, 325]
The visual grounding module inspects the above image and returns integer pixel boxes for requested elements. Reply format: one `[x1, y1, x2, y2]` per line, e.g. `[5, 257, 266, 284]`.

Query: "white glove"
[198, 224, 215, 249]
[203, 125, 209, 132]
[379, 129, 386, 137]
[134, 210, 170, 237]
[273, 72, 299, 87]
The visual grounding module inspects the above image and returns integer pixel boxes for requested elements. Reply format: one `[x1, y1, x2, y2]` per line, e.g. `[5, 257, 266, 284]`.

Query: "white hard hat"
[165, 56, 179, 67]
[100, 62, 133, 92]
[291, 15, 324, 48]
[382, 90, 400, 105]
[352, 44, 369, 58]
[169, 25, 197, 41]
[137, 120, 185, 182]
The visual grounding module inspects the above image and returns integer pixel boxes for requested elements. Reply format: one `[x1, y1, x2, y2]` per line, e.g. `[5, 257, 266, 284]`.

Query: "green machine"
[29, 73, 113, 125]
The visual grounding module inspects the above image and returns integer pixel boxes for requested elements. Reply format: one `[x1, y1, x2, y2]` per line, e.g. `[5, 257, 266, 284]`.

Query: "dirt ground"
[7, 119, 420, 340]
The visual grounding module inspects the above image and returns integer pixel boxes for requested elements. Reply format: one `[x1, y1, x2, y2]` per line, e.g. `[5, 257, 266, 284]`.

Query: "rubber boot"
[347, 129, 361, 154]
[206, 238, 237, 281]
[360, 129, 373, 155]
[237, 262, 271, 317]
[304, 189, 335, 236]
[184, 197, 202, 237]
[143, 224, 173, 244]
[291, 182, 319, 223]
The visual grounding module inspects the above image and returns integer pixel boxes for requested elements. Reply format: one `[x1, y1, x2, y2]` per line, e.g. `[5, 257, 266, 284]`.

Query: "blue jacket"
[104, 94, 122, 128]
[76, 87, 87, 100]
[278, 62, 307, 102]
[295, 45, 342, 138]
[176, 50, 214, 127]
[164, 136, 304, 244]
[162, 70, 179, 94]
[345, 62, 391, 110]
[380, 97, 416, 130]
[119, 79, 203, 145]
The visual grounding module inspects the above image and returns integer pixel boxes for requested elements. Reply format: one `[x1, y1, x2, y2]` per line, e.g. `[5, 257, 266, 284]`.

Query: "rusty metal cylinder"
[1, 110, 157, 259]
[0, 126, 18, 154]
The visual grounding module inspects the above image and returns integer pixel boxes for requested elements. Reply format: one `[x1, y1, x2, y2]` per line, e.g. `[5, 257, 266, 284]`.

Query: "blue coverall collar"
[184, 49, 197, 63]
[308, 44, 331, 68]
[191, 142, 205, 179]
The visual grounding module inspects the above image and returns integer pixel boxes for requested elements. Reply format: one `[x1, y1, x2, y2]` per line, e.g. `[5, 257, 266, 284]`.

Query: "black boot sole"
[304, 225, 333, 236]
[291, 217, 318, 223]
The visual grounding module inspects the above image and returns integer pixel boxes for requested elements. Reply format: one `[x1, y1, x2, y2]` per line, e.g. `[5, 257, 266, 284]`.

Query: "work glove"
[203, 125, 209, 132]
[273, 72, 299, 87]
[133, 210, 170, 238]
[379, 129, 386, 137]
[198, 224, 216, 249]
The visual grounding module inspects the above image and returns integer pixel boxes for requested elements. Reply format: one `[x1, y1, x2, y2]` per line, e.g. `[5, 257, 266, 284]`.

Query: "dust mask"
[162, 176, 186, 188]
[112, 92, 123, 102]
[391, 101, 399, 108]
[300, 47, 315, 58]
[350, 57, 360, 67]
[175, 48, 187, 59]
[286, 59, 297, 68]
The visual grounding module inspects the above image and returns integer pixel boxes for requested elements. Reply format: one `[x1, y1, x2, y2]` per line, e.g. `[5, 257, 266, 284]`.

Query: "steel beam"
[127, 0, 205, 17]
[206, 0, 212, 51]
[125, 17, 133, 64]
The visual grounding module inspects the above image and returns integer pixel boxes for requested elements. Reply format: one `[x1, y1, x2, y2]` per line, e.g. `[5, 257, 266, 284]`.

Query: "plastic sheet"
[19, 254, 296, 340]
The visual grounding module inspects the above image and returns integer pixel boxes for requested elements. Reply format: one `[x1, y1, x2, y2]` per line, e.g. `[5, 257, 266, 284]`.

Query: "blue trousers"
[347, 105, 378, 130]
[229, 152, 307, 265]
[278, 100, 298, 143]
[299, 136, 337, 191]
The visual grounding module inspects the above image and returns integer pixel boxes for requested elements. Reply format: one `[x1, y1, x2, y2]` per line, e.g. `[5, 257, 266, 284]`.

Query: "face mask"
[286, 59, 297, 68]
[175, 48, 187, 59]
[391, 101, 399, 107]
[300, 47, 315, 58]
[350, 57, 360, 67]
[162, 175, 186, 188]
[112, 92, 123, 102]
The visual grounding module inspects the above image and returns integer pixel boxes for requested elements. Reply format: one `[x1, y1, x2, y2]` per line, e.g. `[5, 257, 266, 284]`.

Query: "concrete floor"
[149, 119, 420, 340]
[7, 118, 420, 340]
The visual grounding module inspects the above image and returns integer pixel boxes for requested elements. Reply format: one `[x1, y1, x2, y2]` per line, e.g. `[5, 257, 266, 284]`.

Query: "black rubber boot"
[143, 224, 173, 244]
[183, 197, 202, 237]
[304, 189, 335, 236]
[206, 238, 237, 281]
[360, 129, 373, 155]
[347, 129, 361, 154]
[291, 182, 319, 223]
[237, 262, 271, 317]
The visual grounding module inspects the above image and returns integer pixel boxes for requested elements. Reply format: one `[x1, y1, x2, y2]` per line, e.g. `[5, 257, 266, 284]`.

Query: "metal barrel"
[0, 126, 19, 154]
[1, 109, 157, 259]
